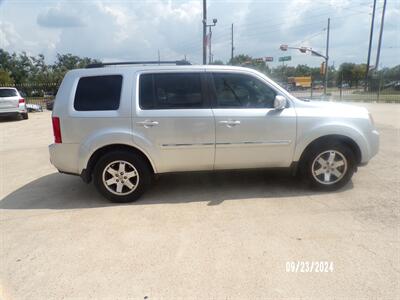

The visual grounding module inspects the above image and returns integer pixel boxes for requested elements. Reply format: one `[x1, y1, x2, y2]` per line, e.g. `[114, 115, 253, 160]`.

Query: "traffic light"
[320, 62, 325, 75]
[280, 44, 288, 51]
[299, 47, 307, 53]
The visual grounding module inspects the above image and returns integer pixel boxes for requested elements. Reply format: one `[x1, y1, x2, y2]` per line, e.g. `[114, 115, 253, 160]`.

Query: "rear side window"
[0, 89, 17, 97]
[74, 75, 122, 111]
[139, 73, 204, 109]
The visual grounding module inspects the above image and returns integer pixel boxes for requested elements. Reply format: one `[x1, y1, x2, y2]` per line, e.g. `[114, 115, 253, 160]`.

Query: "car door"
[133, 71, 215, 173]
[209, 71, 297, 170]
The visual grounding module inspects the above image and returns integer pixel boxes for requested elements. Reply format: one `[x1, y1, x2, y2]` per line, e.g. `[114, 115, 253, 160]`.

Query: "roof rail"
[86, 60, 191, 68]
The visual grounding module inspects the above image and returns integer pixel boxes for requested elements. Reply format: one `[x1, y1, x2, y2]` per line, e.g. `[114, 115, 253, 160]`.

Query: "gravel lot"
[1, 103, 399, 299]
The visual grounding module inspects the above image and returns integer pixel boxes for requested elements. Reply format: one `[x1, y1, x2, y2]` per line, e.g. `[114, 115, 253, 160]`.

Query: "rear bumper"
[0, 105, 27, 115]
[49, 143, 80, 175]
[0, 109, 27, 116]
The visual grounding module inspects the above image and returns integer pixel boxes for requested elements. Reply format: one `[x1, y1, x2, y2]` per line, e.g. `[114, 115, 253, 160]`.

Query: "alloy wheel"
[102, 160, 139, 195]
[311, 150, 348, 185]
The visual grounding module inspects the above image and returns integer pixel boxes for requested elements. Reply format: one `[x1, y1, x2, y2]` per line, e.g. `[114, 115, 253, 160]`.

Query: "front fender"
[293, 123, 370, 162]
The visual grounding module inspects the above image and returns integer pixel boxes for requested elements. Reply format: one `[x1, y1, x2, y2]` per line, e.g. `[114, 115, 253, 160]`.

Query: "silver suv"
[49, 62, 379, 202]
[0, 87, 28, 120]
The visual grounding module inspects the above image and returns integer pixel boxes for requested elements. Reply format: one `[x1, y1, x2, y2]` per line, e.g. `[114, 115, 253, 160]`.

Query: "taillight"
[52, 116, 62, 143]
[19, 98, 25, 104]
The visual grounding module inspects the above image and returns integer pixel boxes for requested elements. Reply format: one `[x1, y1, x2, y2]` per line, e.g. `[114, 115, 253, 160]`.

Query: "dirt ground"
[1, 103, 399, 299]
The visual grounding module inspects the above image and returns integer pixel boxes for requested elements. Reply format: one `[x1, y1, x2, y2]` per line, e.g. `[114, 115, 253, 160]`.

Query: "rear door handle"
[219, 120, 241, 127]
[136, 120, 159, 128]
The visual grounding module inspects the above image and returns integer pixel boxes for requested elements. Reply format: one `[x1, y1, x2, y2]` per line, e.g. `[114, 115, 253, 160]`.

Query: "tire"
[301, 142, 356, 191]
[21, 112, 28, 120]
[93, 151, 152, 202]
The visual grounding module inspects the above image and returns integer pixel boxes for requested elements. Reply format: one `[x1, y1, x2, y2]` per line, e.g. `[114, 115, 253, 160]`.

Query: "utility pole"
[208, 25, 212, 64]
[375, 0, 387, 71]
[157, 49, 160, 64]
[231, 23, 234, 64]
[324, 18, 330, 96]
[205, 18, 217, 65]
[202, 0, 207, 65]
[365, 0, 377, 91]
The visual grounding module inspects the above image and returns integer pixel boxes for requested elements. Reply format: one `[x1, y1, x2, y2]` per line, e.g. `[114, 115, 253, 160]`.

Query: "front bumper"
[362, 129, 379, 164]
[369, 129, 380, 159]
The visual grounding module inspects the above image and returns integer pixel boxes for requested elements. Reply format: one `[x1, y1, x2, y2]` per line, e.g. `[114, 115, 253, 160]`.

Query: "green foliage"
[229, 54, 271, 75]
[0, 50, 100, 95]
[337, 63, 366, 88]
[0, 49, 99, 86]
[0, 69, 14, 85]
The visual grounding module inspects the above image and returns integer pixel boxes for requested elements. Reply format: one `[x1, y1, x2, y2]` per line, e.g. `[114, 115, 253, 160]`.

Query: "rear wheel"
[302, 142, 356, 190]
[21, 112, 28, 120]
[93, 151, 152, 202]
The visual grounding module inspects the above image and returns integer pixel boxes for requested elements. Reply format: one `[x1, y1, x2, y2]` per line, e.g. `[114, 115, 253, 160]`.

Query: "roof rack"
[86, 60, 191, 68]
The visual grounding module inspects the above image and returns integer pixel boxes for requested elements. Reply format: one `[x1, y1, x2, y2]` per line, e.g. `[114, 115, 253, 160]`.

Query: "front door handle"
[136, 120, 159, 128]
[219, 120, 241, 127]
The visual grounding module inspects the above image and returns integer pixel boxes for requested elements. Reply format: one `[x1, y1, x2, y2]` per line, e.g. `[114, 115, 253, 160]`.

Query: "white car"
[49, 62, 379, 202]
[0, 87, 28, 119]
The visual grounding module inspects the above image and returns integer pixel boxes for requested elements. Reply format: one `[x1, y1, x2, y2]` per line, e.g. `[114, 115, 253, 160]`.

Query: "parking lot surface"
[1, 103, 399, 299]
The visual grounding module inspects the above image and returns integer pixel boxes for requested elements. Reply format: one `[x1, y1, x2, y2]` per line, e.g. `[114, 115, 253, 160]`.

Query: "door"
[133, 71, 215, 173]
[209, 72, 297, 170]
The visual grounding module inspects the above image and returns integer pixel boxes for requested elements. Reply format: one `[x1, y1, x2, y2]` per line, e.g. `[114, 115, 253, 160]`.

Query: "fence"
[290, 87, 400, 103]
[283, 72, 400, 103]
[0, 82, 57, 109]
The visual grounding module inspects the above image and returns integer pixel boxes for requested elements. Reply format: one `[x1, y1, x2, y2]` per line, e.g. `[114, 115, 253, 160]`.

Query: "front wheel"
[93, 151, 152, 202]
[303, 143, 356, 190]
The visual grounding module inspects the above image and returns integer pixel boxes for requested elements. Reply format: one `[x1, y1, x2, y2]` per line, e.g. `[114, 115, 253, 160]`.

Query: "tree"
[51, 53, 99, 84]
[229, 54, 271, 75]
[337, 63, 365, 88]
[0, 69, 14, 85]
[294, 64, 311, 76]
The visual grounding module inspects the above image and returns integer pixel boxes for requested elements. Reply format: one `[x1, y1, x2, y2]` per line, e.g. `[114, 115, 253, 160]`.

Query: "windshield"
[0, 89, 17, 97]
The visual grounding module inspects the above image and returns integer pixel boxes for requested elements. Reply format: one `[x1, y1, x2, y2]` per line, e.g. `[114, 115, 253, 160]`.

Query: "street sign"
[264, 56, 273, 62]
[279, 56, 291, 62]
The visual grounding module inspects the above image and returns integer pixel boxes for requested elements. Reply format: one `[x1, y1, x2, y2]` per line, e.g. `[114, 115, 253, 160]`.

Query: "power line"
[213, 9, 367, 44]
[214, 1, 367, 33]
[171, 5, 369, 55]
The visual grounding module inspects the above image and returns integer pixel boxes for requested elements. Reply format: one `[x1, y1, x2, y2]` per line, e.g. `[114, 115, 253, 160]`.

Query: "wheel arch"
[295, 134, 362, 174]
[82, 144, 156, 183]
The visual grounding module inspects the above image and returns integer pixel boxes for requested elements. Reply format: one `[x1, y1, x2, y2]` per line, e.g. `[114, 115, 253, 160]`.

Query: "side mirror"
[274, 95, 287, 110]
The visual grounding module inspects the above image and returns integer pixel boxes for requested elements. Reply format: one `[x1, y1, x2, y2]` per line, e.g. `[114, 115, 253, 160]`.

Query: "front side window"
[212, 73, 276, 108]
[74, 75, 122, 111]
[139, 73, 204, 109]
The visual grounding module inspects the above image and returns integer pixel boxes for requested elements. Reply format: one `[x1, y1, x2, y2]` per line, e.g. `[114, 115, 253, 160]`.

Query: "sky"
[0, 0, 399, 68]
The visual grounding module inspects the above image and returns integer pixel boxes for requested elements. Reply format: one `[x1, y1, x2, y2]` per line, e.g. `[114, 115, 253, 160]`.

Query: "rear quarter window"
[74, 75, 122, 111]
[0, 89, 17, 97]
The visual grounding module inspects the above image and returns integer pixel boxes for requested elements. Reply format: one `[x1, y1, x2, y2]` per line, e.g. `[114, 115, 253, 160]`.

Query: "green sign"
[279, 56, 291, 62]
